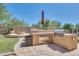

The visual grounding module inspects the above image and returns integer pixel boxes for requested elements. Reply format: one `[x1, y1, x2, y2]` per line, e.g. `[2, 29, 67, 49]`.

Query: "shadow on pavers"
[47, 44, 68, 53]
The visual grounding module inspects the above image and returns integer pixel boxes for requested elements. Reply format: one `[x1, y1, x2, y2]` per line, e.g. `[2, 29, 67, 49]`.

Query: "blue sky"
[5, 3, 79, 26]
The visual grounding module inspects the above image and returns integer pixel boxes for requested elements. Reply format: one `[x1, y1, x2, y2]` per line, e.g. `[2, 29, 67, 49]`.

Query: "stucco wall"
[13, 27, 31, 33]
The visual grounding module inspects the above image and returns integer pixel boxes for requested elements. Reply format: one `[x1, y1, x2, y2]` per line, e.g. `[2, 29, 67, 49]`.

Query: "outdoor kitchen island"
[26, 31, 77, 51]
[14, 32, 79, 56]
[14, 30, 78, 56]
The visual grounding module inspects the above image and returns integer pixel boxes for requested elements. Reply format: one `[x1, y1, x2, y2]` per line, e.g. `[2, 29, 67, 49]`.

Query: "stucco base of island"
[53, 33, 77, 50]
[30, 32, 77, 51]
[32, 32, 53, 45]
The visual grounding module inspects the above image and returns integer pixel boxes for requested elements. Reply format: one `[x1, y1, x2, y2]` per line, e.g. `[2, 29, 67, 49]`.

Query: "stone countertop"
[31, 32, 54, 34]
[64, 33, 77, 36]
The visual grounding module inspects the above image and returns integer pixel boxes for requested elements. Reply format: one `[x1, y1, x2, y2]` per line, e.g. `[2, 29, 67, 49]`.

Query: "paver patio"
[14, 38, 79, 56]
